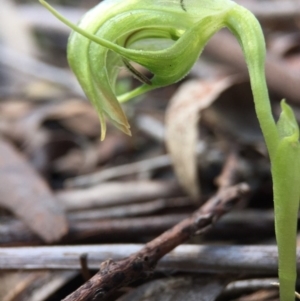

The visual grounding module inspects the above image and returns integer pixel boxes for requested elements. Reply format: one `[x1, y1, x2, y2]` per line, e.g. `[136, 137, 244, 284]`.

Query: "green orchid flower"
[40, 1, 300, 300]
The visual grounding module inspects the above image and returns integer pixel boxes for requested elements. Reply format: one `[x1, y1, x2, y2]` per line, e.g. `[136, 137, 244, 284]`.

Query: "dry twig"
[2, 245, 300, 276]
[58, 180, 182, 210]
[65, 156, 172, 188]
[61, 182, 248, 300]
[0, 214, 188, 245]
[0, 208, 277, 245]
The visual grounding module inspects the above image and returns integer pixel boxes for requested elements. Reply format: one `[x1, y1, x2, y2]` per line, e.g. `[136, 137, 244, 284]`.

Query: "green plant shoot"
[40, 0, 300, 299]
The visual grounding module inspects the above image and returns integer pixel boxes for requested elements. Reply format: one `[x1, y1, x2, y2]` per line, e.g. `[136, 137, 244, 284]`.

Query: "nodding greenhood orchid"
[40, 0, 275, 143]
[40, 1, 300, 300]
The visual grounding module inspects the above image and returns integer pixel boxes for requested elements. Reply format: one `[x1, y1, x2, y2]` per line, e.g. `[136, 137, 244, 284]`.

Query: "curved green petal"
[39, 3, 300, 300]
[40, 0, 236, 138]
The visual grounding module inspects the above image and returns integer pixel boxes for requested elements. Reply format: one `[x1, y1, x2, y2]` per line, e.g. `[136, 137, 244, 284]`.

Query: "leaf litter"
[0, 0, 299, 300]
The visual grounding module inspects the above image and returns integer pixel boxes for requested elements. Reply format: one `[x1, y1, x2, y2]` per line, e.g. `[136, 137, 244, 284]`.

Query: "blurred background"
[0, 0, 300, 300]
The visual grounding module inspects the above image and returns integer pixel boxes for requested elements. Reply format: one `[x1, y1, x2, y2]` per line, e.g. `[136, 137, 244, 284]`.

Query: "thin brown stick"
[225, 278, 279, 295]
[0, 214, 189, 245]
[68, 197, 192, 220]
[215, 149, 239, 189]
[0, 209, 276, 245]
[62, 182, 249, 301]
[0, 244, 297, 275]
[79, 254, 92, 281]
[64, 158, 172, 189]
[58, 180, 182, 211]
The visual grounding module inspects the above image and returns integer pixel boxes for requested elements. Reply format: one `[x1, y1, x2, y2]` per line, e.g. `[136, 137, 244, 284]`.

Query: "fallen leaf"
[165, 77, 236, 199]
[0, 138, 68, 242]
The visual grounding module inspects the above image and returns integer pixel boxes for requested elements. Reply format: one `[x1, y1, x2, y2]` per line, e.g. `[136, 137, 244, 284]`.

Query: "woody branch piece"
[63, 183, 249, 301]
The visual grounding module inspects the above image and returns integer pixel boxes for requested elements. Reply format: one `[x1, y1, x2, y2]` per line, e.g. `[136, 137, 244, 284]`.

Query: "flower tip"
[97, 110, 107, 141]
[124, 126, 132, 137]
[109, 112, 131, 137]
[100, 127, 131, 141]
[115, 121, 132, 137]
[99, 119, 131, 141]
[100, 130, 106, 141]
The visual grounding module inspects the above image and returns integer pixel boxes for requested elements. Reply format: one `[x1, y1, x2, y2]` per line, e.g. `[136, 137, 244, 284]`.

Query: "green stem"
[225, 5, 279, 160]
[225, 6, 299, 301]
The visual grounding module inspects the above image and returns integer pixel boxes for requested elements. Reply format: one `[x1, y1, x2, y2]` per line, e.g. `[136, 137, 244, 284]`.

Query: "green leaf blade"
[273, 138, 300, 301]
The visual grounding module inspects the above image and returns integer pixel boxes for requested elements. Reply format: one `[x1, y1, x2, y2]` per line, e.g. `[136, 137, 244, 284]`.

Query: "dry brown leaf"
[0, 138, 68, 242]
[165, 77, 235, 199]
